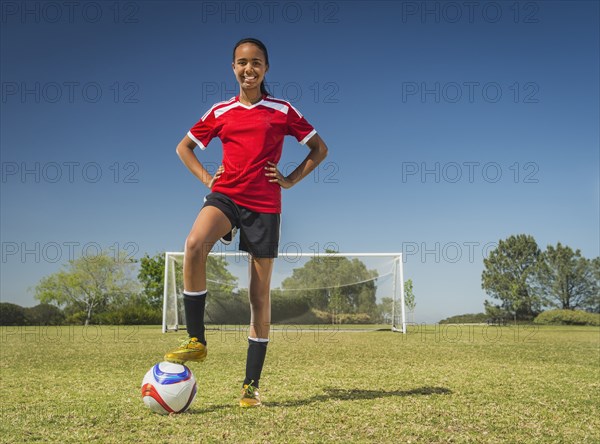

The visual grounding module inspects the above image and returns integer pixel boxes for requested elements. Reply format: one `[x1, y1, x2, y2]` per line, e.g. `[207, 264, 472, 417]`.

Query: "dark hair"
[233, 37, 270, 96]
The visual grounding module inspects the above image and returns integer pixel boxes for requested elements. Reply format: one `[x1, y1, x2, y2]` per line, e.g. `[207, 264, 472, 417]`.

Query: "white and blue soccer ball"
[141, 362, 197, 414]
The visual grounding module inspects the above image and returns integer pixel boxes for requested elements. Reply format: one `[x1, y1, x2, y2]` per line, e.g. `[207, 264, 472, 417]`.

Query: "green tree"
[204, 255, 242, 324]
[535, 243, 599, 311]
[281, 256, 378, 320]
[484, 299, 508, 321]
[205, 255, 238, 296]
[35, 252, 138, 325]
[139, 253, 239, 324]
[404, 279, 416, 311]
[138, 253, 166, 309]
[194, 255, 240, 323]
[585, 257, 600, 312]
[403, 279, 416, 323]
[280, 258, 332, 310]
[482, 234, 542, 321]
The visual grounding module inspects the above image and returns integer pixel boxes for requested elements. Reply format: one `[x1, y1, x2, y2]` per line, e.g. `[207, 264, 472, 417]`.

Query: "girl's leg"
[183, 205, 232, 344]
[243, 256, 274, 393]
[248, 256, 274, 338]
[165, 205, 232, 363]
[183, 205, 232, 292]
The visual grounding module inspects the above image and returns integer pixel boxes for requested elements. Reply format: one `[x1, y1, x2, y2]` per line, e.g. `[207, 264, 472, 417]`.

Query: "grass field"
[1, 324, 599, 443]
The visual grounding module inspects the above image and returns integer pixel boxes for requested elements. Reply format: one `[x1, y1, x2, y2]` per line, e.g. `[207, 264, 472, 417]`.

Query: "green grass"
[1, 324, 599, 443]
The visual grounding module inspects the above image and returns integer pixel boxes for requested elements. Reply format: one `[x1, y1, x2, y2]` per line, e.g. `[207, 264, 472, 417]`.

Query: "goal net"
[162, 252, 406, 333]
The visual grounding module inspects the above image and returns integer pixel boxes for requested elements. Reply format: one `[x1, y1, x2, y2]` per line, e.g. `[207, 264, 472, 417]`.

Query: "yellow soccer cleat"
[164, 337, 207, 364]
[239, 382, 261, 408]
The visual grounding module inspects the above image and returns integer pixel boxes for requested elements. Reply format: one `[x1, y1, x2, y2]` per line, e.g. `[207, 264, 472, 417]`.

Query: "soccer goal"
[162, 252, 406, 333]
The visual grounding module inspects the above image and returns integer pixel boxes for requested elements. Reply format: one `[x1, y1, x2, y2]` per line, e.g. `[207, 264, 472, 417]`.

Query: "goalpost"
[162, 252, 406, 333]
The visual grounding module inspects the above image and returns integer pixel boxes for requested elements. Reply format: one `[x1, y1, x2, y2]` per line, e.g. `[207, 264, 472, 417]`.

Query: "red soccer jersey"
[188, 94, 317, 213]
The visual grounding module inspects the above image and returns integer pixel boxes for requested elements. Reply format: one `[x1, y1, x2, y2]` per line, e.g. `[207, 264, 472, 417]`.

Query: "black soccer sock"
[183, 290, 207, 345]
[243, 338, 269, 389]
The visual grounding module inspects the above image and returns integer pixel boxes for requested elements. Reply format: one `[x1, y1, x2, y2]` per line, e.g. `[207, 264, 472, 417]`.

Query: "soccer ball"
[141, 362, 197, 414]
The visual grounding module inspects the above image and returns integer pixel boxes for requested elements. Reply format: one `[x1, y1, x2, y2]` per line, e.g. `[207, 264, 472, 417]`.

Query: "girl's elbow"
[320, 142, 329, 159]
[176, 143, 186, 159]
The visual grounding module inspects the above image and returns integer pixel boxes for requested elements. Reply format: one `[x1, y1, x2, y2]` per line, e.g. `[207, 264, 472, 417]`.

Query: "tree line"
[1, 234, 596, 326]
[482, 234, 598, 321]
[1, 252, 410, 325]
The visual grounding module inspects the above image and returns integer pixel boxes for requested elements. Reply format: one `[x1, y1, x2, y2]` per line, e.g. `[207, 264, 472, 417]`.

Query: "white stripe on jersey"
[214, 101, 243, 119]
[187, 130, 206, 150]
[265, 96, 304, 118]
[201, 96, 236, 121]
[204, 95, 302, 120]
[300, 129, 317, 145]
[260, 100, 289, 115]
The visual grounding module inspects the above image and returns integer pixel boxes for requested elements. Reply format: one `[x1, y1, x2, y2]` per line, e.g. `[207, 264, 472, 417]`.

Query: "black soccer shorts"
[203, 192, 280, 258]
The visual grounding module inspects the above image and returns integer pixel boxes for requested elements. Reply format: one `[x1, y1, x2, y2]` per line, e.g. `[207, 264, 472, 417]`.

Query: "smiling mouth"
[243, 75, 256, 82]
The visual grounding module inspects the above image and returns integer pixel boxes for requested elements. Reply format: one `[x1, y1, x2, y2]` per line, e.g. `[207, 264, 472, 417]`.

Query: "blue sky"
[1, 1, 598, 323]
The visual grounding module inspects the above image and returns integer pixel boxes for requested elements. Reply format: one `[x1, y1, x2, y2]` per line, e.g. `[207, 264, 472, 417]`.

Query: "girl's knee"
[185, 235, 212, 258]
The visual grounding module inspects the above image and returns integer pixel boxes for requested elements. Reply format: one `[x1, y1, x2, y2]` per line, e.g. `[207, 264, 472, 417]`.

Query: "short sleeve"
[188, 107, 219, 150]
[286, 105, 317, 145]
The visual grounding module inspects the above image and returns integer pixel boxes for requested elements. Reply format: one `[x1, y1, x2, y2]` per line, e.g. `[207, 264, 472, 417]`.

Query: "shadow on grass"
[188, 386, 452, 413]
[268, 386, 452, 408]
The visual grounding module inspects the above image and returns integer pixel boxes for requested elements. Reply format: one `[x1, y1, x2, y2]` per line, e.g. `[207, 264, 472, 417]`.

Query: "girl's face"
[232, 43, 268, 94]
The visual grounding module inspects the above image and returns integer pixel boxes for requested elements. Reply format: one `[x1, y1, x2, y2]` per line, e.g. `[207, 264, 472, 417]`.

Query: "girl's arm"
[266, 133, 329, 189]
[176, 135, 223, 189]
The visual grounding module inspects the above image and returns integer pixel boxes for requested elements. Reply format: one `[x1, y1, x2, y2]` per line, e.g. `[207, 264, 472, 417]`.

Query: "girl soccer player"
[165, 37, 328, 407]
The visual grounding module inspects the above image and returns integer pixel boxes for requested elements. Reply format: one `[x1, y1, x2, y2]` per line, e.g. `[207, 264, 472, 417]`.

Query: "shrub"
[0, 303, 27, 326]
[336, 313, 373, 324]
[205, 292, 250, 325]
[64, 311, 89, 325]
[439, 313, 489, 324]
[308, 311, 374, 324]
[279, 309, 325, 324]
[271, 294, 310, 323]
[534, 309, 600, 326]
[96, 304, 162, 325]
[24, 304, 65, 325]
